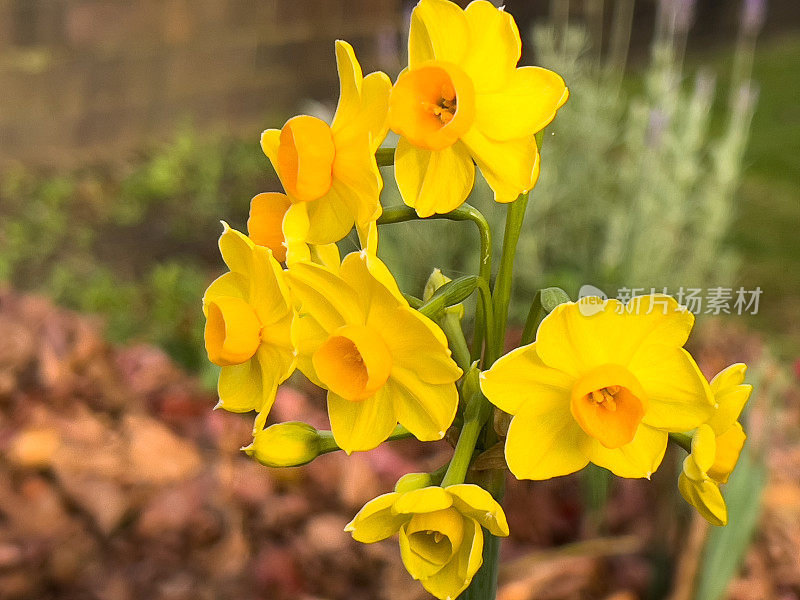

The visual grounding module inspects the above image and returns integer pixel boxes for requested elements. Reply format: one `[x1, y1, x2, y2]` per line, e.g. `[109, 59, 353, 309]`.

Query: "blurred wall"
[0, 0, 401, 168]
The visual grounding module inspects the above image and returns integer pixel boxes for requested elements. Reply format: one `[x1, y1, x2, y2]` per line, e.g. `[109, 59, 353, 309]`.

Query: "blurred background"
[0, 1, 798, 599]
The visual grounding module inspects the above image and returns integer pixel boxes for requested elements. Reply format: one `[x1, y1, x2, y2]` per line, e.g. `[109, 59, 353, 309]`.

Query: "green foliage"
[0, 125, 271, 371]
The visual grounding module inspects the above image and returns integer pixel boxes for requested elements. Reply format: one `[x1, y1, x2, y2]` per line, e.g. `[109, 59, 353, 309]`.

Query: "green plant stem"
[491, 192, 530, 362]
[669, 432, 693, 453]
[317, 424, 413, 455]
[377, 204, 493, 362]
[440, 312, 472, 373]
[440, 393, 491, 488]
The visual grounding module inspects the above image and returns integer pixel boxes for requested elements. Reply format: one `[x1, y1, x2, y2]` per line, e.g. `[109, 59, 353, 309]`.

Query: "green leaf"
[520, 287, 571, 345]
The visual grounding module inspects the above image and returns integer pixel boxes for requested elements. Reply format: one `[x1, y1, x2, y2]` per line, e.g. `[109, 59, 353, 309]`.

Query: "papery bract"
[346, 485, 509, 600]
[481, 296, 715, 479]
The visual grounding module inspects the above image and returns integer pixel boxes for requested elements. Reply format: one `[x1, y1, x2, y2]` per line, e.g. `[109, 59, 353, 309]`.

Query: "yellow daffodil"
[285, 251, 461, 453]
[481, 296, 715, 480]
[346, 485, 509, 600]
[203, 224, 295, 431]
[260, 40, 391, 246]
[678, 364, 752, 525]
[248, 191, 341, 268]
[389, 0, 568, 217]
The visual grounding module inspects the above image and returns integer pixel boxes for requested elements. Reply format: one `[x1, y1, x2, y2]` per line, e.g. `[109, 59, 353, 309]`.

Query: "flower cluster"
[201, 1, 752, 598]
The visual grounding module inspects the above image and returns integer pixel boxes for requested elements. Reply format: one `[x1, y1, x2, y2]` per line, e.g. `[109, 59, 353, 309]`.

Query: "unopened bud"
[395, 472, 434, 493]
[244, 421, 321, 467]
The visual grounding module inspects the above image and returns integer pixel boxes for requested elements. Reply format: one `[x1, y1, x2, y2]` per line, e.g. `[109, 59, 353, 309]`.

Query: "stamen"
[433, 532, 444, 543]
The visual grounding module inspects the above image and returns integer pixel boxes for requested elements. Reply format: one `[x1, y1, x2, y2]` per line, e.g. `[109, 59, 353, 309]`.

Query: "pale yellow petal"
[260, 128, 280, 168]
[217, 360, 263, 413]
[446, 484, 509, 537]
[678, 473, 728, 526]
[345, 492, 407, 543]
[474, 67, 568, 140]
[408, 0, 468, 66]
[461, 128, 539, 203]
[202, 272, 248, 311]
[631, 345, 715, 431]
[395, 137, 475, 218]
[504, 396, 590, 480]
[393, 486, 453, 514]
[480, 342, 574, 416]
[420, 518, 482, 600]
[303, 182, 360, 245]
[285, 261, 364, 331]
[327, 388, 397, 454]
[707, 363, 752, 434]
[585, 424, 667, 478]
[218, 222, 255, 276]
[461, 0, 520, 92]
[387, 371, 458, 442]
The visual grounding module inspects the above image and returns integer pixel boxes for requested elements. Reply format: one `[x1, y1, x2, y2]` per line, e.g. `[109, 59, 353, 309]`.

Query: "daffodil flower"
[346, 485, 509, 600]
[481, 296, 715, 479]
[248, 191, 341, 268]
[389, 0, 568, 217]
[678, 363, 752, 525]
[203, 224, 295, 431]
[285, 251, 462, 453]
[260, 40, 391, 246]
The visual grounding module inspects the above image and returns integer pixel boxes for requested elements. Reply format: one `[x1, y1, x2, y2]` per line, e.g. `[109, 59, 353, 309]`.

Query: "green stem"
[377, 204, 492, 363]
[317, 424, 413, 455]
[440, 312, 471, 373]
[491, 192, 530, 363]
[669, 432, 693, 453]
[441, 416, 484, 488]
[375, 147, 395, 167]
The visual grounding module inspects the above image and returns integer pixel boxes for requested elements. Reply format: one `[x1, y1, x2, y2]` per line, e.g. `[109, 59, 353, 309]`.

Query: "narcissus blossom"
[286, 251, 461, 453]
[481, 296, 715, 479]
[261, 40, 391, 245]
[203, 224, 295, 430]
[679, 364, 752, 526]
[346, 485, 509, 600]
[389, 0, 568, 216]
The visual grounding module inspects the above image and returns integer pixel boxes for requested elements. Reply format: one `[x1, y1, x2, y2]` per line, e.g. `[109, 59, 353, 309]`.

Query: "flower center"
[570, 364, 648, 449]
[204, 296, 262, 366]
[312, 324, 392, 401]
[405, 508, 463, 567]
[276, 115, 336, 203]
[388, 61, 476, 151]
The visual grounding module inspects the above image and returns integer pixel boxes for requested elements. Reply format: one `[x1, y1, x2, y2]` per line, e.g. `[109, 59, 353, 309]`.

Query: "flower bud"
[395, 472, 434, 493]
[244, 422, 321, 467]
[423, 268, 465, 319]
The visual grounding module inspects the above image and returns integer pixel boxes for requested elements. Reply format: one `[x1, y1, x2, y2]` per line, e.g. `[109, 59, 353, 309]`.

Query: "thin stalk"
[491, 192, 529, 363]
[440, 312, 472, 373]
[669, 432, 693, 453]
[317, 424, 413, 455]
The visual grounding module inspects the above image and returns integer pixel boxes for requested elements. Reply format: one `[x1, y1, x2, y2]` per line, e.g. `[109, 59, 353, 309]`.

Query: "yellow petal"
[260, 128, 280, 167]
[362, 71, 393, 151]
[345, 492, 407, 543]
[408, 0, 468, 67]
[399, 525, 448, 580]
[474, 67, 568, 140]
[303, 182, 360, 245]
[678, 473, 728, 526]
[248, 192, 291, 263]
[380, 308, 461, 384]
[338, 251, 405, 318]
[332, 39, 364, 129]
[203, 272, 248, 310]
[249, 244, 293, 326]
[218, 222, 255, 276]
[461, 0, 520, 92]
[327, 388, 397, 454]
[393, 486, 453, 514]
[286, 261, 364, 332]
[291, 312, 329, 389]
[395, 137, 475, 217]
[386, 372, 457, 442]
[460, 128, 539, 203]
[217, 360, 264, 413]
[480, 343, 574, 415]
[709, 422, 746, 484]
[204, 296, 262, 366]
[585, 424, 667, 478]
[707, 363, 752, 434]
[690, 424, 718, 474]
[504, 395, 590, 480]
[630, 345, 715, 431]
[535, 297, 695, 378]
[446, 484, 509, 537]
